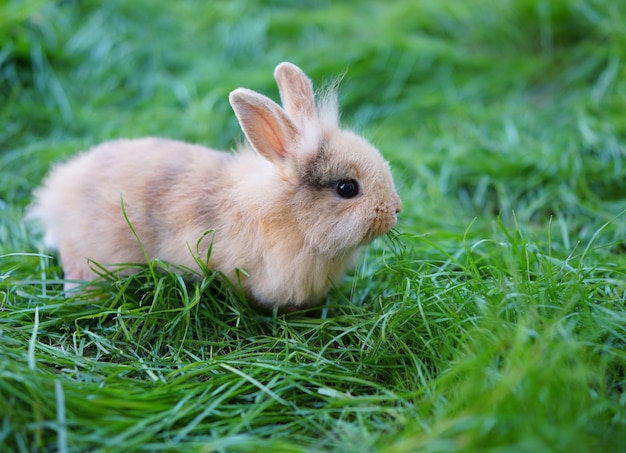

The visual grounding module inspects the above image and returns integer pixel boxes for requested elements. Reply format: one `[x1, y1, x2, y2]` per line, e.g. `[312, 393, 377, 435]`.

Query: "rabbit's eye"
[336, 179, 359, 198]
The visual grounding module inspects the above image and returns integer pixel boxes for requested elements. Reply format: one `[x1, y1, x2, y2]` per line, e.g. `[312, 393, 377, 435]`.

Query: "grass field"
[1, 0, 625, 451]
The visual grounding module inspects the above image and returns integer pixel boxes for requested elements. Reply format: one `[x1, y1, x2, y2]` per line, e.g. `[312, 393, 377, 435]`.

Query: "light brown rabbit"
[28, 62, 402, 310]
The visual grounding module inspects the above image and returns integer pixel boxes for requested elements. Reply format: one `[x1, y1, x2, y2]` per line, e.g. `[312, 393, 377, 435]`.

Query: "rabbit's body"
[29, 63, 401, 310]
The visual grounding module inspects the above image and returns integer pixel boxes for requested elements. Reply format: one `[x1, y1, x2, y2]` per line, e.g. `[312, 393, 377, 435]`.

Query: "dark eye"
[335, 179, 359, 198]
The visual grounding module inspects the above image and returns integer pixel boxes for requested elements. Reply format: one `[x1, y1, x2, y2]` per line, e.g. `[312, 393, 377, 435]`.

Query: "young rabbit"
[28, 62, 402, 310]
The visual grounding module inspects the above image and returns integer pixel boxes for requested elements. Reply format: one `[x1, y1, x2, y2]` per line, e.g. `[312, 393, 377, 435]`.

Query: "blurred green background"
[3, 0, 624, 231]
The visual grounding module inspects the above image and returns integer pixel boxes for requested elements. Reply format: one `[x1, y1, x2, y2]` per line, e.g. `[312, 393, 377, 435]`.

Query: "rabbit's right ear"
[229, 88, 300, 166]
[274, 62, 316, 122]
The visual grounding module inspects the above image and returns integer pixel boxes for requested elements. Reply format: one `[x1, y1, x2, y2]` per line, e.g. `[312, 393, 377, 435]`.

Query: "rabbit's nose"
[394, 195, 402, 214]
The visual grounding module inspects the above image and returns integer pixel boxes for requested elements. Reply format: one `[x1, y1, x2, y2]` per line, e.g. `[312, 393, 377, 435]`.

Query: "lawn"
[1, 0, 625, 451]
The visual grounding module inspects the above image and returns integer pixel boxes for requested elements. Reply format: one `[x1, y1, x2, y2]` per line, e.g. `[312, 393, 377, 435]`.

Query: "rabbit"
[27, 62, 402, 310]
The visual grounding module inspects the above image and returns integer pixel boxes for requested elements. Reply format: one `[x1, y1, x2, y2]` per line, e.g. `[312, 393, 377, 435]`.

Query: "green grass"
[1, 0, 625, 451]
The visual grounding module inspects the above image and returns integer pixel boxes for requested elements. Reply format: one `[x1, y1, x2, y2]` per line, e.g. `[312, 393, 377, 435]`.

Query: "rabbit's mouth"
[362, 214, 397, 244]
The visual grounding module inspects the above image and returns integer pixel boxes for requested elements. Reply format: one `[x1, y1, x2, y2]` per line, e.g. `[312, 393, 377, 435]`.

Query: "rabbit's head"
[229, 62, 401, 259]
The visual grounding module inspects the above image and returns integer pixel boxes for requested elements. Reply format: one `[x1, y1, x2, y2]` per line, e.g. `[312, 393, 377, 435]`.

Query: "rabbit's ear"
[229, 88, 300, 165]
[274, 62, 316, 122]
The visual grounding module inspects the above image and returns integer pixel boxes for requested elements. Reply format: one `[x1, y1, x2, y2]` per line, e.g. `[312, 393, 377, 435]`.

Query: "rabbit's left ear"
[274, 62, 316, 123]
[229, 88, 300, 166]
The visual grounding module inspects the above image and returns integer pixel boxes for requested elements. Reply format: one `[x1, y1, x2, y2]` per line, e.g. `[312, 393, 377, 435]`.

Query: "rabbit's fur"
[28, 62, 401, 310]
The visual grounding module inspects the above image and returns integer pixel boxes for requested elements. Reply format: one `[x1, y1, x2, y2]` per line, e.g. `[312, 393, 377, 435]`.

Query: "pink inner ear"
[252, 104, 291, 160]
[229, 88, 301, 166]
[245, 102, 299, 163]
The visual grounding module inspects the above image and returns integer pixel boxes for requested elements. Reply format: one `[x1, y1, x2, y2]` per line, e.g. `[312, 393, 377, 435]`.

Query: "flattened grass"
[1, 0, 625, 451]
